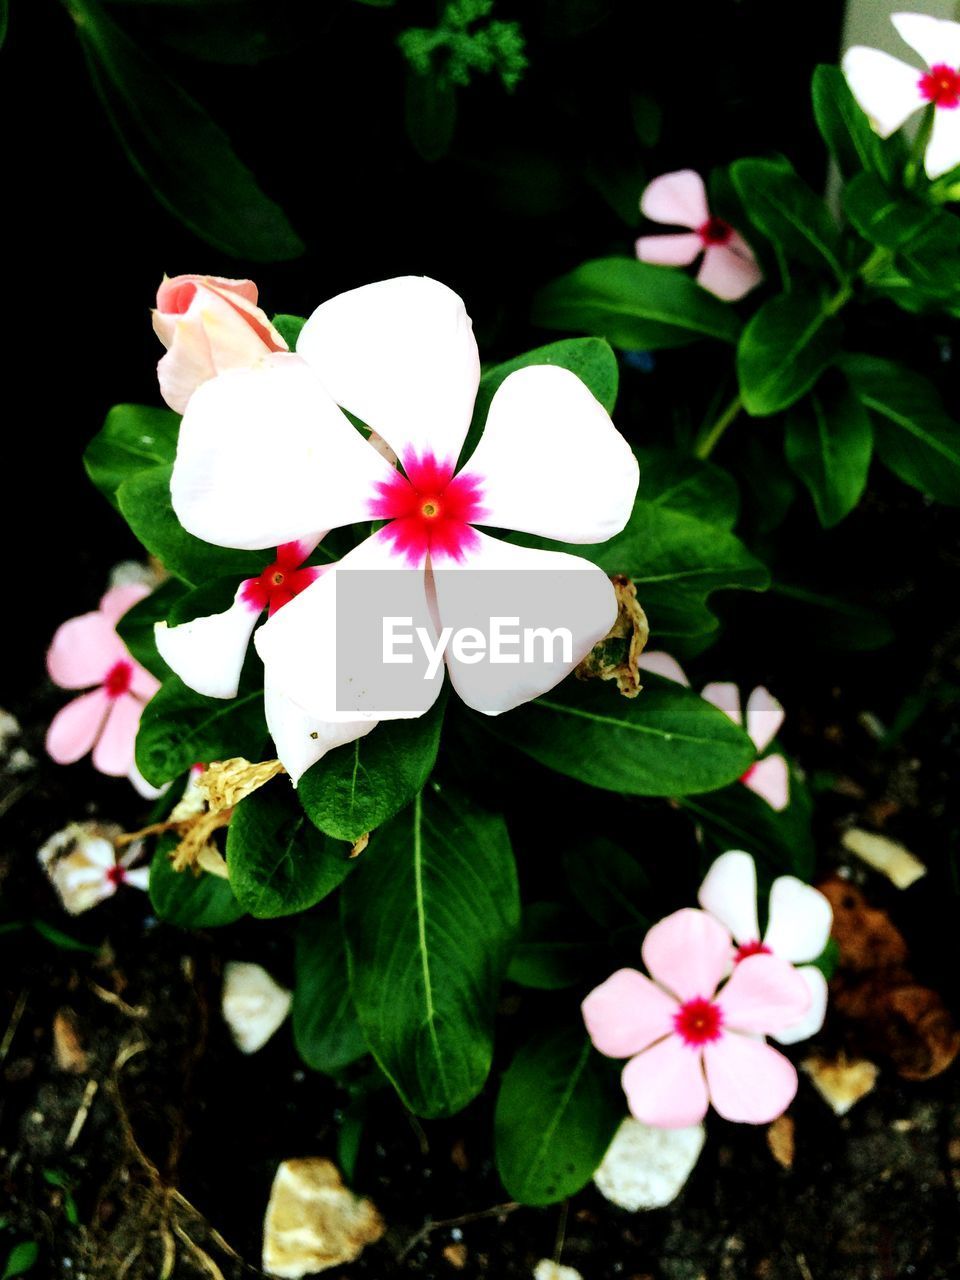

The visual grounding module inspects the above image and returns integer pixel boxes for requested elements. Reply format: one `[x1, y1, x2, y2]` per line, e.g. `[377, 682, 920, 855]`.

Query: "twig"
[398, 1202, 520, 1262]
[553, 1199, 569, 1264]
[0, 988, 28, 1064]
[89, 983, 148, 1019]
[65, 1078, 99, 1150]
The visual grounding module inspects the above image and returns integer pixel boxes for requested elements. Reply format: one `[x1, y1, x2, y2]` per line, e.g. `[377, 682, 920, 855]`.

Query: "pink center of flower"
[698, 216, 734, 247]
[734, 939, 772, 963]
[103, 660, 133, 699]
[919, 63, 960, 108]
[370, 452, 487, 566]
[240, 542, 321, 616]
[162, 280, 198, 314]
[105, 864, 127, 887]
[739, 761, 759, 785]
[673, 996, 724, 1046]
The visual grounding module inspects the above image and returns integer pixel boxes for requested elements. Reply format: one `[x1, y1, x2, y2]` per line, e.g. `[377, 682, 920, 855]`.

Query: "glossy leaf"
[135, 673, 267, 787]
[784, 375, 874, 527]
[293, 914, 368, 1074]
[84, 403, 181, 509]
[731, 156, 843, 278]
[115, 578, 186, 679]
[811, 64, 903, 184]
[149, 835, 244, 928]
[738, 291, 842, 416]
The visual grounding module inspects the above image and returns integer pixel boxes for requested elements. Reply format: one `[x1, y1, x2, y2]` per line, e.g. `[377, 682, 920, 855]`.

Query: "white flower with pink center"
[38, 822, 150, 916]
[46, 585, 162, 798]
[582, 908, 811, 1128]
[170, 276, 639, 725]
[843, 12, 960, 178]
[635, 171, 763, 302]
[698, 850, 833, 1045]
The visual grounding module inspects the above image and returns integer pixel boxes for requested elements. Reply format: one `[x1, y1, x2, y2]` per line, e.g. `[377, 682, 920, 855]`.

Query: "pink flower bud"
[153, 274, 287, 413]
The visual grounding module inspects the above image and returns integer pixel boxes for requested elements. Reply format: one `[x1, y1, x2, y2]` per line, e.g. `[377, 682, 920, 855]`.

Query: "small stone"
[443, 1243, 468, 1269]
[841, 829, 926, 889]
[766, 1114, 795, 1170]
[52, 1010, 89, 1074]
[533, 1264, 583, 1280]
[802, 1053, 878, 1115]
[222, 961, 292, 1054]
[262, 1158, 385, 1277]
[593, 1117, 705, 1211]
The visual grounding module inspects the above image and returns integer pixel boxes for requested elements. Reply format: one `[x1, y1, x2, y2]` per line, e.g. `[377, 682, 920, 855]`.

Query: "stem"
[905, 105, 935, 191]
[694, 393, 742, 460]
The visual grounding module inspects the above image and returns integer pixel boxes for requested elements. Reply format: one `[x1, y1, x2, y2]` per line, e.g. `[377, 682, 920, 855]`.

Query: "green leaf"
[507, 902, 590, 990]
[738, 291, 842, 416]
[495, 1025, 620, 1206]
[532, 257, 742, 351]
[115, 578, 186, 679]
[135, 674, 267, 787]
[70, 0, 303, 261]
[842, 172, 951, 253]
[227, 779, 353, 918]
[293, 914, 368, 1074]
[2, 1241, 39, 1280]
[784, 376, 874, 527]
[731, 156, 843, 278]
[30, 920, 101, 954]
[272, 314, 306, 348]
[84, 403, 181, 510]
[149, 837, 244, 928]
[769, 582, 894, 651]
[118, 465, 264, 584]
[298, 698, 445, 843]
[840, 354, 960, 505]
[341, 786, 519, 1118]
[811, 64, 903, 184]
[562, 836, 650, 936]
[487, 675, 756, 797]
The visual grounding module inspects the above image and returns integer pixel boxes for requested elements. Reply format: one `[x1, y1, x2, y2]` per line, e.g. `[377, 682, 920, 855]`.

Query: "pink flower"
[582, 908, 810, 1127]
[698, 851, 832, 1044]
[701, 682, 789, 811]
[635, 171, 763, 302]
[46, 585, 161, 798]
[153, 274, 287, 413]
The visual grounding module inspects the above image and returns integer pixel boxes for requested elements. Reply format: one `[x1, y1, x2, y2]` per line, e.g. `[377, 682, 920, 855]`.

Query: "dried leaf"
[841, 828, 927, 889]
[802, 1053, 878, 1115]
[766, 1114, 795, 1169]
[575, 575, 649, 697]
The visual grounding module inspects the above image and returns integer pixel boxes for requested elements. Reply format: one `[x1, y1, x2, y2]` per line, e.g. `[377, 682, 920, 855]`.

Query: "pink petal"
[701, 681, 742, 726]
[47, 613, 128, 690]
[582, 968, 677, 1059]
[46, 689, 111, 764]
[716, 953, 811, 1035]
[636, 651, 690, 686]
[641, 908, 732, 1002]
[764, 876, 832, 964]
[696, 244, 764, 302]
[703, 1034, 798, 1124]
[635, 233, 702, 266]
[622, 1036, 710, 1128]
[130, 664, 161, 701]
[771, 965, 828, 1046]
[697, 850, 760, 946]
[743, 754, 790, 811]
[744, 686, 784, 753]
[100, 583, 152, 625]
[640, 170, 710, 230]
[92, 693, 142, 776]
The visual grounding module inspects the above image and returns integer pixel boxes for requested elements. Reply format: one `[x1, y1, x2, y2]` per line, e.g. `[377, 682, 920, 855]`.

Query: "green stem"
[905, 105, 935, 191]
[694, 394, 743, 460]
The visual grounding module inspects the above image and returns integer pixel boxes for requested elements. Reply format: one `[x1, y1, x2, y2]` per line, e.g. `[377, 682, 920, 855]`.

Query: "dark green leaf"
[272, 314, 306, 348]
[30, 920, 101, 954]
[298, 698, 445, 843]
[769, 582, 894, 651]
[811, 64, 903, 184]
[293, 914, 368, 1073]
[738, 291, 842, 416]
[495, 1024, 620, 1206]
[507, 902, 590, 989]
[562, 836, 650, 935]
[135, 674, 267, 786]
[532, 257, 742, 350]
[732, 156, 843, 278]
[84, 403, 181, 510]
[149, 836, 244, 928]
[784, 376, 874, 527]
[115, 578, 186, 678]
[341, 786, 519, 1117]
[842, 172, 950, 252]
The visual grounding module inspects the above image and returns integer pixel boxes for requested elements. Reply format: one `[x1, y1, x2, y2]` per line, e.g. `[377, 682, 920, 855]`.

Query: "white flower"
[697, 850, 832, 1044]
[38, 822, 149, 916]
[843, 12, 960, 178]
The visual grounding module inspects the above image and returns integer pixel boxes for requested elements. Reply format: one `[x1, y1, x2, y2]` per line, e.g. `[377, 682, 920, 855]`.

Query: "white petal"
[129, 763, 167, 800]
[745, 686, 784, 753]
[264, 679, 376, 785]
[925, 104, 960, 178]
[641, 170, 710, 230]
[771, 965, 828, 1045]
[637, 651, 689, 686]
[431, 531, 618, 715]
[255, 531, 444, 723]
[297, 276, 481, 468]
[892, 12, 960, 71]
[697, 850, 760, 946]
[743, 754, 790, 812]
[841, 47, 924, 137]
[462, 365, 639, 543]
[171, 356, 394, 550]
[124, 867, 152, 892]
[155, 585, 262, 700]
[764, 876, 833, 964]
[701, 681, 742, 726]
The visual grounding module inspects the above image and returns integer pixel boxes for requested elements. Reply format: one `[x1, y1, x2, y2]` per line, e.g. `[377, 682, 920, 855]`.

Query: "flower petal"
[155, 585, 262, 700]
[764, 875, 833, 963]
[925, 103, 960, 178]
[891, 12, 960, 71]
[129, 763, 167, 801]
[640, 170, 710, 230]
[697, 243, 763, 302]
[123, 867, 152, 891]
[635, 233, 703, 266]
[432, 531, 618, 715]
[697, 850, 760, 946]
[46, 689, 111, 764]
[462, 364, 639, 543]
[47, 613, 128, 689]
[716, 952, 811, 1034]
[701, 681, 742, 725]
[841, 47, 924, 137]
[744, 686, 784, 752]
[255, 531, 444, 723]
[172, 356, 394, 550]
[264, 679, 376, 785]
[637, 651, 690, 686]
[93, 693, 142, 776]
[743, 753, 790, 811]
[703, 1034, 798, 1124]
[622, 1037, 710, 1129]
[771, 965, 828, 1045]
[100, 583, 152, 625]
[641, 908, 732, 1002]
[581, 968, 677, 1059]
[297, 276, 481, 468]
